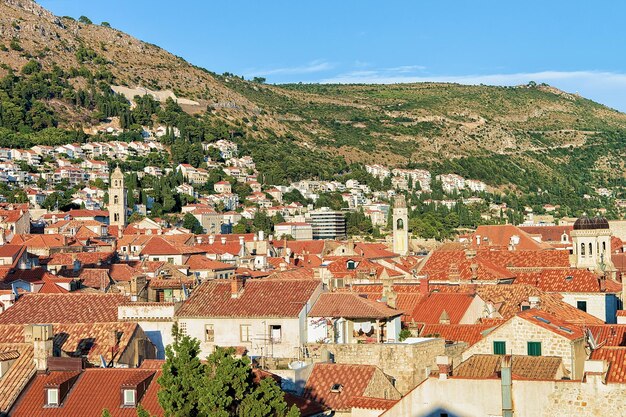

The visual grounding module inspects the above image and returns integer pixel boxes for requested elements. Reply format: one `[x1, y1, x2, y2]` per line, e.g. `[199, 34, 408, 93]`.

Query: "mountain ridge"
[0, 0, 624, 194]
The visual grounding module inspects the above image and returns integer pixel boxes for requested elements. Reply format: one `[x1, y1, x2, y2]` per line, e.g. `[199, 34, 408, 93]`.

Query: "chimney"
[209, 235, 215, 245]
[470, 263, 478, 280]
[419, 276, 429, 295]
[449, 263, 460, 282]
[268, 234, 274, 241]
[436, 356, 451, 380]
[501, 355, 513, 417]
[279, 262, 287, 271]
[231, 276, 244, 298]
[30, 324, 54, 372]
[258, 230, 264, 241]
[584, 359, 607, 385]
[599, 277, 607, 292]
[529, 296, 541, 309]
[196, 235, 203, 244]
[239, 236, 245, 247]
[221, 237, 227, 245]
[439, 310, 450, 325]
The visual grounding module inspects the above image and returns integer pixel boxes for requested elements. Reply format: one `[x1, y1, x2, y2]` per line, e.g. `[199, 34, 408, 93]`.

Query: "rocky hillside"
[0, 0, 625, 190]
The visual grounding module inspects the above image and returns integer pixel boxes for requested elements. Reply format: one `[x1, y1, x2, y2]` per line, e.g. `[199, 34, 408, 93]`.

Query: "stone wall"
[307, 338, 445, 394]
[363, 368, 402, 400]
[462, 316, 585, 379]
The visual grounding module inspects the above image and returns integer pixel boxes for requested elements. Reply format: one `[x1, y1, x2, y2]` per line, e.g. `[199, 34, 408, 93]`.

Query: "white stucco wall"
[560, 292, 606, 322]
[179, 316, 304, 359]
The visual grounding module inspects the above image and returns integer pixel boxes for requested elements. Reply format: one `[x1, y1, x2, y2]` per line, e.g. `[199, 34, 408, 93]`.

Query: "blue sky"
[39, 0, 626, 111]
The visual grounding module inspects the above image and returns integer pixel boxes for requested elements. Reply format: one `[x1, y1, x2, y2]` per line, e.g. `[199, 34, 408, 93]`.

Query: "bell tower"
[108, 166, 127, 228]
[392, 195, 409, 256]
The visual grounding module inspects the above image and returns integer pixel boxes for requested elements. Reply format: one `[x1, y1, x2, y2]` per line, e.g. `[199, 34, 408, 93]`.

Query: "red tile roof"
[411, 293, 477, 324]
[588, 325, 626, 347]
[108, 263, 138, 282]
[590, 347, 626, 383]
[0, 343, 35, 413]
[453, 354, 566, 380]
[0, 293, 127, 324]
[10, 368, 163, 416]
[140, 236, 205, 256]
[309, 292, 402, 319]
[515, 269, 622, 293]
[418, 246, 515, 282]
[186, 254, 234, 271]
[518, 225, 573, 244]
[175, 279, 320, 318]
[419, 323, 498, 346]
[471, 225, 553, 251]
[46, 251, 115, 267]
[349, 396, 398, 411]
[517, 309, 584, 340]
[304, 363, 378, 411]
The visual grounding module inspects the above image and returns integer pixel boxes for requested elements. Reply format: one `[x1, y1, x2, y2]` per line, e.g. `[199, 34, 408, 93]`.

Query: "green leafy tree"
[157, 325, 205, 417]
[183, 213, 204, 234]
[78, 15, 93, 24]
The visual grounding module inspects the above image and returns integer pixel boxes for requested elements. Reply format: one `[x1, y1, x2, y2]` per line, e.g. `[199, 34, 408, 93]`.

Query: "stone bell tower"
[108, 166, 127, 228]
[392, 195, 409, 256]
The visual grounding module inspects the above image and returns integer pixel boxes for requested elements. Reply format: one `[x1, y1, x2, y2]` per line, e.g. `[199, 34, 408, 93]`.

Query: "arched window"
[603, 242, 607, 252]
[580, 243, 585, 256]
[589, 243, 593, 256]
[114, 213, 119, 222]
[397, 218, 404, 230]
[114, 195, 119, 204]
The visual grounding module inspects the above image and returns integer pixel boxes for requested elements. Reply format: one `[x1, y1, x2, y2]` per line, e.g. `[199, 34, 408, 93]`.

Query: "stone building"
[571, 214, 614, 273]
[392, 195, 408, 256]
[108, 166, 127, 228]
[462, 309, 586, 379]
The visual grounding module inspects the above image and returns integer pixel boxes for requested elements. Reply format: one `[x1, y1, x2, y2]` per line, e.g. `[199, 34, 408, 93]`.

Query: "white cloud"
[246, 59, 334, 77]
[318, 70, 626, 111]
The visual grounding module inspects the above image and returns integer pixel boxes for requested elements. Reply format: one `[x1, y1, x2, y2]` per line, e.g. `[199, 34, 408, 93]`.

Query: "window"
[240, 324, 252, 342]
[347, 260, 356, 270]
[589, 243, 593, 256]
[527, 341, 542, 357]
[47, 388, 59, 406]
[167, 257, 174, 264]
[270, 325, 282, 343]
[493, 341, 506, 355]
[603, 242, 606, 252]
[114, 195, 119, 204]
[123, 389, 136, 406]
[205, 324, 214, 342]
[577, 301, 587, 312]
[178, 322, 187, 335]
[580, 243, 585, 256]
[397, 218, 404, 230]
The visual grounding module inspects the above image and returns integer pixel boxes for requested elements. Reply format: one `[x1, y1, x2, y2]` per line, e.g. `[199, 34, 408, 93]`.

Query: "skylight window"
[330, 383, 343, 393]
[534, 316, 551, 324]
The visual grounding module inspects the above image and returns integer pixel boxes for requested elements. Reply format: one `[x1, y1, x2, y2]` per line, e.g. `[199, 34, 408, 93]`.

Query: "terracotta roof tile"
[590, 347, 626, 383]
[420, 323, 498, 345]
[0, 293, 127, 324]
[0, 343, 34, 412]
[304, 363, 377, 411]
[411, 293, 477, 324]
[515, 269, 622, 293]
[309, 292, 402, 319]
[10, 368, 163, 416]
[454, 354, 566, 380]
[176, 279, 320, 318]
[588, 325, 626, 347]
[517, 309, 584, 340]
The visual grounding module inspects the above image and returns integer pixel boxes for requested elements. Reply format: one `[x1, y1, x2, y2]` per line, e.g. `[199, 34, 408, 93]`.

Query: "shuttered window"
[527, 341, 542, 356]
[493, 341, 506, 355]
